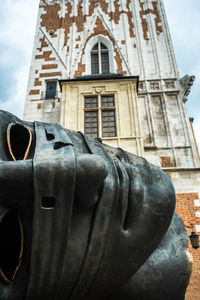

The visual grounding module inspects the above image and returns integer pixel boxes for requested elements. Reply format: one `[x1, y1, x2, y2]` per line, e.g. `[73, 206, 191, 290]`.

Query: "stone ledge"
[162, 167, 200, 172]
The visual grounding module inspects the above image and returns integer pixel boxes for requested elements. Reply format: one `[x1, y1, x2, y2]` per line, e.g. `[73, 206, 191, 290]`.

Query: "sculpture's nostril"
[0, 208, 23, 283]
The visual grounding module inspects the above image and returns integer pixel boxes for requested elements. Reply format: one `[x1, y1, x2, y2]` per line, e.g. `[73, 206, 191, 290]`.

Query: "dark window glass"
[102, 110, 116, 137]
[101, 95, 115, 107]
[91, 42, 109, 74]
[101, 52, 109, 74]
[45, 81, 57, 99]
[84, 96, 98, 108]
[92, 43, 98, 51]
[91, 53, 99, 74]
[85, 110, 98, 138]
[101, 43, 107, 49]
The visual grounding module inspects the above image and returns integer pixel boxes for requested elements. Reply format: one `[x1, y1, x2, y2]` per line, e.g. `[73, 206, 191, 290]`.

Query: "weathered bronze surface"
[0, 110, 190, 299]
[111, 212, 191, 300]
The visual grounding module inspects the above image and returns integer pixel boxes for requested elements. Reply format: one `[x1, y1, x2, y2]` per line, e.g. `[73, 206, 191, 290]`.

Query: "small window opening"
[41, 197, 55, 209]
[45, 81, 57, 99]
[91, 42, 109, 74]
[7, 123, 32, 161]
[0, 208, 23, 283]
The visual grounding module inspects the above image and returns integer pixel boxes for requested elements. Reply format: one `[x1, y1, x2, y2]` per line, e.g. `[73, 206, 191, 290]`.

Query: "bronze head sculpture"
[0, 110, 190, 300]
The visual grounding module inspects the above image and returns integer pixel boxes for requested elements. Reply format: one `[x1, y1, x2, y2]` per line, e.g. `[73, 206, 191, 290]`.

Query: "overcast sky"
[0, 0, 199, 148]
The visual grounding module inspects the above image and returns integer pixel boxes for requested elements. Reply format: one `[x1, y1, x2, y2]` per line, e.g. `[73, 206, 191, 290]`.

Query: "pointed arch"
[85, 35, 115, 75]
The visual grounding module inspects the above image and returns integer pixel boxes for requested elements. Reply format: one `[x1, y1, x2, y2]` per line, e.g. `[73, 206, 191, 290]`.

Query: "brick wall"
[160, 156, 175, 167]
[176, 193, 200, 300]
[24, 0, 180, 123]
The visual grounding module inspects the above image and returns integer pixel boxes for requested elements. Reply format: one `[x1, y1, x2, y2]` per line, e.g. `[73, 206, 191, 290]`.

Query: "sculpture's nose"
[75, 154, 108, 208]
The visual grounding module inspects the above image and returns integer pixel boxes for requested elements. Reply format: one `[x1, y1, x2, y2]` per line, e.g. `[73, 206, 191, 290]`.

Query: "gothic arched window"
[91, 42, 109, 74]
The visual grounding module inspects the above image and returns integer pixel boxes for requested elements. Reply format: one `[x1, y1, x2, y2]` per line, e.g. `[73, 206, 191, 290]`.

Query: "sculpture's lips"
[0, 208, 23, 283]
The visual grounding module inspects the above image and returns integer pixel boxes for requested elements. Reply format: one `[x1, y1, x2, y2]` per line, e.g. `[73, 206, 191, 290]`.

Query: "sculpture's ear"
[7, 123, 32, 161]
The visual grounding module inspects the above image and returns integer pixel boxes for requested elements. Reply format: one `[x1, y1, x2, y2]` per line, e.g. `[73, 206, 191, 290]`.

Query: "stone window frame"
[84, 96, 99, 138]
[84, 94, 117, 138]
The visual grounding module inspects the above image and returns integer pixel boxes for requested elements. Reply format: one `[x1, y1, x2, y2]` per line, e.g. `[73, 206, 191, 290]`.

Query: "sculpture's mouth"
[0, 208, 23, 283]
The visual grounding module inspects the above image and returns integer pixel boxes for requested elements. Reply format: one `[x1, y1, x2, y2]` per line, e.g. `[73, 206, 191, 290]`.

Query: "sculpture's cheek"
[93, 161, 176, 299]
[120, 163, 175, 243]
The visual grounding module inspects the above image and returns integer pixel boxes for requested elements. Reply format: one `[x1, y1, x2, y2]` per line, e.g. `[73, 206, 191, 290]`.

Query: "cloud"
[0, 67, 28, 116]
[0, 0, 39, 118]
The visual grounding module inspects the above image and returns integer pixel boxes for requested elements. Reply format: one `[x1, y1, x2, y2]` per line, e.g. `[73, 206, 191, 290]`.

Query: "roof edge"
[59, 74, 139, 92]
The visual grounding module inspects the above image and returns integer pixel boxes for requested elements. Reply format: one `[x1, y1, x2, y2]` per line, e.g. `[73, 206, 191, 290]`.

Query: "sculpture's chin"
[0, 208, 23, 283]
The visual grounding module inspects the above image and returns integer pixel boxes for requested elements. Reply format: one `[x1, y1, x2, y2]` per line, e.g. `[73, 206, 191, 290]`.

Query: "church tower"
[24, 1, 200, 298]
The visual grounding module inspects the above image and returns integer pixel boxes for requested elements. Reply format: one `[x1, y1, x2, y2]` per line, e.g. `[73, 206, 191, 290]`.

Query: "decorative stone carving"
[150, 82, 159, 90]
[179, 75, 195, 102]
[165, 80, 175, 89]
[0, 110, 190, 300]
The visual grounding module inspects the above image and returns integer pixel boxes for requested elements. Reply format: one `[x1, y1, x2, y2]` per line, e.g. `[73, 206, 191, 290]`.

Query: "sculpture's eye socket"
[0, 208, 23, 283]
[7, 123, 32, 161]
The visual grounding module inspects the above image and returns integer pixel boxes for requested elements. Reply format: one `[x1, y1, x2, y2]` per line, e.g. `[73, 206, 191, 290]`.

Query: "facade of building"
[24, 1, 200, 298]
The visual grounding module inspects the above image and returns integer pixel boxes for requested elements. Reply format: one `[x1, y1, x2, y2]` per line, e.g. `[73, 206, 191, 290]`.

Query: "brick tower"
[24, 1, 200, 298]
